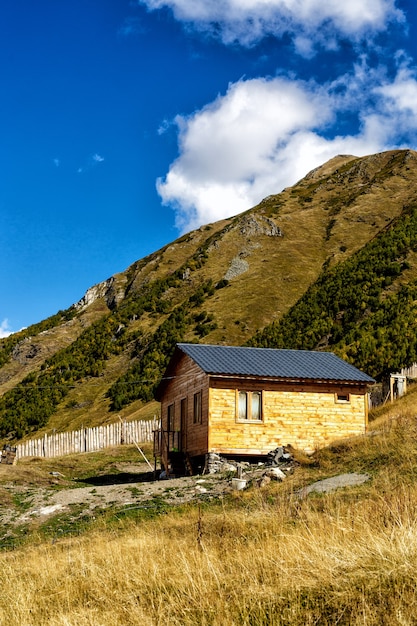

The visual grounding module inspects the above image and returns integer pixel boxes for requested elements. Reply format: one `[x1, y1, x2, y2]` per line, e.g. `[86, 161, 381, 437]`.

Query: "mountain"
[2, 148, 417, 441]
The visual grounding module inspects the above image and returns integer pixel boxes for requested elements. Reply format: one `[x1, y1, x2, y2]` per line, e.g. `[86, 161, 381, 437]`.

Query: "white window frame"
[236, 390, 263, 422]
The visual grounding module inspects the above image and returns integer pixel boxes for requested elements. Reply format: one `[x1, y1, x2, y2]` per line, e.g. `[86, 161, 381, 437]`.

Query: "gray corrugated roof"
[177, 343, 375, 383]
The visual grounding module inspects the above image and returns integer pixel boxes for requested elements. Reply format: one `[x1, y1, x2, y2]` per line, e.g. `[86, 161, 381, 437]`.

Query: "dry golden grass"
[2, 483, 417, 625]
[3, 401, 417, 624]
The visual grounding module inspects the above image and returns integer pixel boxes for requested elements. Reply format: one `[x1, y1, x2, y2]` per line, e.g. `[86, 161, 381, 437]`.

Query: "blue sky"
[2, 0, 417, 336]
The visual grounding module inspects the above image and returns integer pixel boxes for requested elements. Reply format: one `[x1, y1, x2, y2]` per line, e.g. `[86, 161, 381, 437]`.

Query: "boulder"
[265, 467, 286, 481]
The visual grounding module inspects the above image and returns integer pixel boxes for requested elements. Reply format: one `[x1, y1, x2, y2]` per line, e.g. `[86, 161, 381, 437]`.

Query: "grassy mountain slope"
[2, 149, 417, 441]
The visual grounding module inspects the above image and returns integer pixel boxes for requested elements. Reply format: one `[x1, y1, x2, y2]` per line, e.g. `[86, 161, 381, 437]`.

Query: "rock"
[297, 473, 370, 498]
[204, 452, 237, 474]
[75, 276, 124, 310]
[182, 268, 191, 280]
[265, 467, 286, 481]
[257, 475, 271, 488]
[266, 446, 294, 466]
[222, 463, 237, 473]
[266, 446, 284, 465]
[238, 215, 282, 237]
[224, 257, 249, 281]
[12, 341, 40, 364]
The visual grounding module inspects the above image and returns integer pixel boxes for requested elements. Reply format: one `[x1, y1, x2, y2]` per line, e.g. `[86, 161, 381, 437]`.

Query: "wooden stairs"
[167, 451, 193, 477]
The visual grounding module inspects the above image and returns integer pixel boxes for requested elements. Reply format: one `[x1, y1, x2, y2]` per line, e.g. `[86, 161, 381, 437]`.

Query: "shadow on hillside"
[80, 471, 157, 486]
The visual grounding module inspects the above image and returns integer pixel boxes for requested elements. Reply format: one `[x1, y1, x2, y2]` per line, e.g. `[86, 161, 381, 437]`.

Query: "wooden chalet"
[154, 343, 375, 474]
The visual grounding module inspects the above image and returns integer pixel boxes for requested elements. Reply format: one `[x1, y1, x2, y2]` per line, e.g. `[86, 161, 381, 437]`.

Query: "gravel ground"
[0, 457, 370, 535]
[0, 463, 234, 530]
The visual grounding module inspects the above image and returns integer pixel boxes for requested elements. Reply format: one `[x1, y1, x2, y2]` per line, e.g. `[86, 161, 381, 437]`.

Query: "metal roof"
[177, 343, 375, 383]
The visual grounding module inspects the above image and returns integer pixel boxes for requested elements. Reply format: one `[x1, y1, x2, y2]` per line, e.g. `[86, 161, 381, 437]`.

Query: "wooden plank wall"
[15, 417, 160, 460]
[209, 385, 368, 454]
[160, 354, 209, 456]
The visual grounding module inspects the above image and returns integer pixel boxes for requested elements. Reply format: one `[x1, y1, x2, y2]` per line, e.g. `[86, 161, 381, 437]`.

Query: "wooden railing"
[153, 430, 181, 473]
[153, 430, 181, 455]
[15, 418, 161, 460]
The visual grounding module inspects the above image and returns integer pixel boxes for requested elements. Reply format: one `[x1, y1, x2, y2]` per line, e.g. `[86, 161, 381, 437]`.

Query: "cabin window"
[335, 392, 350, 403]
[167, 403, 175, 431]
[193, 391, 202, 424]
[180, 397, 187, 429]
[237, 391, 262, 421]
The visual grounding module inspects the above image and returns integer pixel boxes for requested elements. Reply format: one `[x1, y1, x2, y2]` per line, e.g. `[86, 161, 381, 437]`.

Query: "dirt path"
[21, 474, 225, 520]
[0, 465, 232, 531]
[0, 452, 369, 539]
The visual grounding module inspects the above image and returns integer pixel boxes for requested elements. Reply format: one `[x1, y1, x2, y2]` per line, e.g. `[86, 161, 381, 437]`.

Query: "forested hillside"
[250, 203, 417, 377]
[2, 149, 417, 441]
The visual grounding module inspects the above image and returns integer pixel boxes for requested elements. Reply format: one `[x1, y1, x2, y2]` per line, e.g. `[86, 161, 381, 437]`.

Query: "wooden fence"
[399, 363, 417, 379]
[15, 418, 160, 460]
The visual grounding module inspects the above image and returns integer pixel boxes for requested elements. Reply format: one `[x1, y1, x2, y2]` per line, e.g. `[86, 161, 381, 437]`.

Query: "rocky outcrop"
[75, 276, 125, 310]
[12, 341, 40, 364]
[224, 256, 249, 280]
[238, 215, 282, 237]
[223, 215, 282, 281]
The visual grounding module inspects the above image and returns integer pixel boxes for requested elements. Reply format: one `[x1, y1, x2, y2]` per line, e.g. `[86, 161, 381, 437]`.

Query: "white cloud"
[376, 67, 417, 121]
[77, 153, 105, 173]
[157, 119, 172, 135]
[157, 64, 417, 232]
[138, 0, 403, 49]
[0, 319, 13, 338]
[157, 77, 333, 229]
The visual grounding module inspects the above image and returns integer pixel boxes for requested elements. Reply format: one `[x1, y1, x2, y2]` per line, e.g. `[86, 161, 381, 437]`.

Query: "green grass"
[0, 443, 154, 489]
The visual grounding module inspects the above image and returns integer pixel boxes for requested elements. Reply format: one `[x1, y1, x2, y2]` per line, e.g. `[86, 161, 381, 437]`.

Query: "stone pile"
[203, 447, 295, 489]
[204, 452, 238, 475]
[265, 446, 293, 466]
